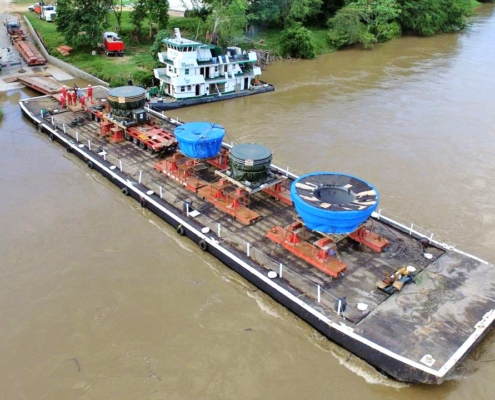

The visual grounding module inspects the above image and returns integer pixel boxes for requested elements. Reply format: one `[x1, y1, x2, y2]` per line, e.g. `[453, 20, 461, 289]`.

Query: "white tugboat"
[151, 28, 274, 110]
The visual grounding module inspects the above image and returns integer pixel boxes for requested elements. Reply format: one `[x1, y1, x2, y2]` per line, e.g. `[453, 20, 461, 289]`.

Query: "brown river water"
[1, 4, 495, 399]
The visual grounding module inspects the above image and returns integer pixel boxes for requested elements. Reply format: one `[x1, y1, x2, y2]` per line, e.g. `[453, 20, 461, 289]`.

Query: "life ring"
[121, 186, 129, 196]
[199, 239, 208, 252]
[87, 160, 94, 169]
[176, 225, 185, 236]
[140, 197, 146, 207]
[49, 133, 54, 141]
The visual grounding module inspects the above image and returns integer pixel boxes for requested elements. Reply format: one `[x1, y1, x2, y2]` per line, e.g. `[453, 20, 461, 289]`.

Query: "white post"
[63, 123, 66, 134]
[76, 131, 79, 142]
[279, 263, 283, 278]
[217, 223, 221, 238]
[139, 171, 142, 184]
[88, 140, 91, 151]
[286, 166, 289, 176]
[246, 242, 250, 257]
[51, 116, 54, 125]
[159, 186, 163, 198]
[409, 223, 414, 235]
[186, 202, 190, 217]
[337, 300, 342, 315]
[378, 208, 382, 218]
[430, 233, 434, 240]
[119, 160, 123, 172]
[317, 285, 321, 303]
[103, 153, 106, 161]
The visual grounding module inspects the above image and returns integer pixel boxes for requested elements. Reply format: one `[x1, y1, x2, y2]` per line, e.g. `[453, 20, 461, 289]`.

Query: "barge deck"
[19, 86, 495, 384]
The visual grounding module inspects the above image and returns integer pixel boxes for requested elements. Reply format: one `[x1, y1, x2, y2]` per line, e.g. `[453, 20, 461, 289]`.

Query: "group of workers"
[59, 84, 93, 109]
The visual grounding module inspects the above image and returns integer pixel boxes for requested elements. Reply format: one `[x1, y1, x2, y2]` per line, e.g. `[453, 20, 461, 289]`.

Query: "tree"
[398, 0, 474, 36]
[248, 0, 323, 28]
[150, 30, 169, 60]
[112, 0, 125, 32]
[130, 0, 170, 39]
[204, 0, 248, 46]
[130, 1, 147, 37]
[327, 0, 401, 49]
[280, 22, 316, 58]
[56, 0, 110, 47]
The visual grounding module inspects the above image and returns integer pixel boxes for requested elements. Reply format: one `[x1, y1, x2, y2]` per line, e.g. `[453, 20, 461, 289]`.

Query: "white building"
[153, 29, 262, 100]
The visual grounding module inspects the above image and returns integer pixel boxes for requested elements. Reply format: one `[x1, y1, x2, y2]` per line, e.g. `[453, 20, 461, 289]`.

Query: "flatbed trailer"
[13, 39, 46, 66]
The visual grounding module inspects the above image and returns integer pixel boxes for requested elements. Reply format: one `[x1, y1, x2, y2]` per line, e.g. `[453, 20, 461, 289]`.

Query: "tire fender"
[199, 239, 208, 252]
[176, 225, 185, 236]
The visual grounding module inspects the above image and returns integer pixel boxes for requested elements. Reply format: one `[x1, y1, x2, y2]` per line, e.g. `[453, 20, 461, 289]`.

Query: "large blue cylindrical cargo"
[291, 172, 379, 234]
[174, 122, 225, 159]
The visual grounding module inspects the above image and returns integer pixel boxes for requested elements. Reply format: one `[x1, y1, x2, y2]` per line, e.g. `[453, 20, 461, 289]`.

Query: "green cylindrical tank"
[107, 86, 146, 117]
[229, 143, 272, 183]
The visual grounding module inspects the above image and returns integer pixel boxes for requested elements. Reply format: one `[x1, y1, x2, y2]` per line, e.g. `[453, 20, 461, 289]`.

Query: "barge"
[19, 86, 495, 384]
[150, 28, 274, 111]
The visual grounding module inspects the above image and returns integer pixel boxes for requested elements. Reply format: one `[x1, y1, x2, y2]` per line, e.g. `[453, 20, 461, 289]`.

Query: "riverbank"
[0, 3, 75, 92]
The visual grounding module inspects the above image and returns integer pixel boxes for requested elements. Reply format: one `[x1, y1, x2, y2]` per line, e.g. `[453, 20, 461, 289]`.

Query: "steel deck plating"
[19, 87, 495, 384]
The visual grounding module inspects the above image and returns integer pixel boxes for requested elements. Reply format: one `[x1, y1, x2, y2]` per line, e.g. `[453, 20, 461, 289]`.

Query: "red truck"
[102, 32, 124, 57]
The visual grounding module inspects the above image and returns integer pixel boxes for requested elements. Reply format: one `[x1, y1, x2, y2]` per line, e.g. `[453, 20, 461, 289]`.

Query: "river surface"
[1, 4, 495, 399]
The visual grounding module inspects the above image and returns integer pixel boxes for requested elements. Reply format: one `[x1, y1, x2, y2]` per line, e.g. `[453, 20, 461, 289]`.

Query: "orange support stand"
[109, 127, 125, 143]
[197, 183, 260, 225]
[267, 223, 346, 279]
[100, 120, 113, 137]
[263, 176, 293, 205]
[207, 149, 230, 170]
[348, 226, 389, 252]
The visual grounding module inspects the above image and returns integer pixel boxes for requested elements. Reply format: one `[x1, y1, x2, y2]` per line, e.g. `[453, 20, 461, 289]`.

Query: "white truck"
[34, 2, 57, 22]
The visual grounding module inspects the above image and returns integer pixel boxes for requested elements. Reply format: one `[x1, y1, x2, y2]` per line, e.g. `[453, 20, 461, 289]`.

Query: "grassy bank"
[22, 11, 216, 87]
[22, 10, 327, 86]
[24, 11, 159, 86]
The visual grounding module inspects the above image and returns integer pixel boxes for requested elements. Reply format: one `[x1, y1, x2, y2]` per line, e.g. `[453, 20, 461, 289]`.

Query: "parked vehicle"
[102, 32, 124, 57]
[33, 2, 56, 22]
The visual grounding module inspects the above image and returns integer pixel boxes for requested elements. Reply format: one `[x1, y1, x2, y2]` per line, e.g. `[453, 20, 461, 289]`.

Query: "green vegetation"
[24, 11, 164, 86]
[21, 0, 487, 86]
[0, 107, 3, 122]
[280, 23, 316, 59]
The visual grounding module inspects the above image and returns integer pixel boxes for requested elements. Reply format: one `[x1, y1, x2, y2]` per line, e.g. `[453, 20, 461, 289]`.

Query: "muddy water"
[2, 4, 495, 399]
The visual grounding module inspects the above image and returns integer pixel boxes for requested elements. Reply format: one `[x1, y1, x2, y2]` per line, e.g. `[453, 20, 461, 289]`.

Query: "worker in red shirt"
[71, 90, 77, 106]
[79, 95, 85, 108]
[59, 92, 66, 108]
[61, 85, 67, 101]
[67, 91, 72, 106]
[87, 84, 93, 103]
